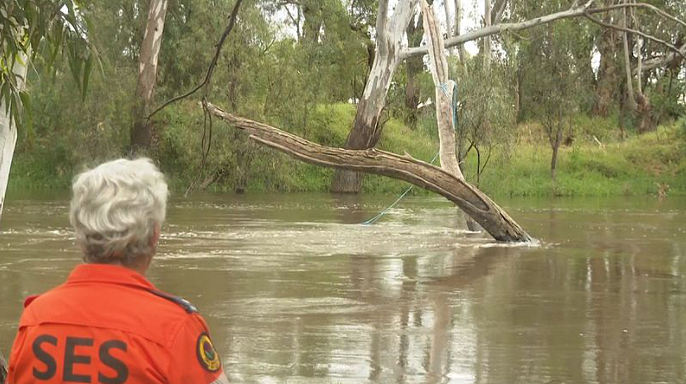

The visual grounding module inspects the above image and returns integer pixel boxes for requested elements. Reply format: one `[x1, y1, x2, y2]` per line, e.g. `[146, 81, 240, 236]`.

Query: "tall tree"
[593, 0, 620, 116]
[404, 11, 424, 123]
[331, 0, 418, 193]
[130, 0, 169, 152]
[484, 0, 492, 68]
[523, 22, 581, 180]
[454, 0, 468, 62]
[0, 0, 93, 224]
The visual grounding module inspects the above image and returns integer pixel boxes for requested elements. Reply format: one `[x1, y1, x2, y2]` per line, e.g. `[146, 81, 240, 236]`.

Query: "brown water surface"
[1, 192, 685, 383]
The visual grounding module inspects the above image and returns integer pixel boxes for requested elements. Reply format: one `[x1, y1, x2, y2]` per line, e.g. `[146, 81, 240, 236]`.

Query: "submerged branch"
[206, 102, 532, 243]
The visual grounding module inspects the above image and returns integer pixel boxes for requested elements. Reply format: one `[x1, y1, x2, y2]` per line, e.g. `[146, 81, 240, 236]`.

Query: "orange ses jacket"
[7, 264, 229, 384]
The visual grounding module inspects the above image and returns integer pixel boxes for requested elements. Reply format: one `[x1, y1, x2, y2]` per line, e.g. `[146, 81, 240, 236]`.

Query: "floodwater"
[1, 192, 686, 384]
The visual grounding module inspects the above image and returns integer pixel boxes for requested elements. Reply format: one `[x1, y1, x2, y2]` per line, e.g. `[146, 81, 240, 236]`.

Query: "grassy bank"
[8, 102, 686, 197]
[471, 122, 686, 197]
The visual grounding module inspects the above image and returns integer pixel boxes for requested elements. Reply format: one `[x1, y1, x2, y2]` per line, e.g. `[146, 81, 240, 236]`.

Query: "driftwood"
[206, 102, 531, 243]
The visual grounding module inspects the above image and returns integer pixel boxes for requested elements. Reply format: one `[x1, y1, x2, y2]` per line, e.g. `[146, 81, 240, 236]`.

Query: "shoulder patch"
[196, 333, 221, 372]
[147, 289, 198, 314]
[24, 294, 40, 308]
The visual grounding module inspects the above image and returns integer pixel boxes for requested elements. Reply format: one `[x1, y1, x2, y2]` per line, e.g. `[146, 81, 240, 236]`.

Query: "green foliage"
[7, 0, 686, 201]
[473, 122, 686, 197]
[0, 0, 96, 132]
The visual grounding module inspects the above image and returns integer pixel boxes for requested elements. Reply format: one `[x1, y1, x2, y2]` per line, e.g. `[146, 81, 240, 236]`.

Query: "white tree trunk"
[331, 0, 419, 192]
[421, 0, 463, 179]
[443, 0, 454, 55]
[622, 2, 637, 111]
[454, 0, 468, 62]
[131, 0, 169, 151]
[484, 0, 492, 68]
[0, 52, 28, 225]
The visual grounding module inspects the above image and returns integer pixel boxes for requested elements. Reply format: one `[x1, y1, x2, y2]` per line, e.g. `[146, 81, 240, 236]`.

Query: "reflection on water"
[1, 192, 686, 383]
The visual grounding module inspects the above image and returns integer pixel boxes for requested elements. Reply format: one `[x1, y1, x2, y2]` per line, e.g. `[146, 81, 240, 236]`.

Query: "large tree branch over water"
[206, 102, 531, 243]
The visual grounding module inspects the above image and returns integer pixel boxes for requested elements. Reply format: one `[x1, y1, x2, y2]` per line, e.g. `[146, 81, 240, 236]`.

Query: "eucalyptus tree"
[0, 0, 94, 223]
[130, 0, 169, 152]
[521, 20, 582, 180]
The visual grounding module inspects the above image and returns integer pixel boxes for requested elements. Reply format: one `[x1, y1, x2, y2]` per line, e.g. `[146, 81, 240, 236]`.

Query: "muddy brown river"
[1, 192, 685, 383]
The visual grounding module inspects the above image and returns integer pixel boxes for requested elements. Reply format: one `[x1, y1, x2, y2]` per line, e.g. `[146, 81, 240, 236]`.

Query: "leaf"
[19, 90, 33, 142]
[67, 45, 83, 92]
[82, 53, 92, 101]
[9, 93, 21, 130]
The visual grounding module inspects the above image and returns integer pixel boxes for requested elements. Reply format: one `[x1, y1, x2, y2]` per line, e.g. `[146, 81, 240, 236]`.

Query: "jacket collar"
[65, 263, 156, 290]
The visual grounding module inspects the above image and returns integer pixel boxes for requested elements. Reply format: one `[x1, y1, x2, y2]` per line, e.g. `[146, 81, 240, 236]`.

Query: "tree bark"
[331, 0, 419, 193]
[422, 0, 482, 231]
[443, 0, 454, 55]
[130, 0, 169, 152]
[551, 139, 560, 180]
[621, 2, 638, 112]
[421, 0, 463, 179]
[0, 51, 28, 225]
[302, 1, 322, 44]
[207, 102, 531, 242]
[484, 0, 492, 69]
[405, 13, 424, 121]
[593, 1, 619, 117]
[454, 0, 468, 62]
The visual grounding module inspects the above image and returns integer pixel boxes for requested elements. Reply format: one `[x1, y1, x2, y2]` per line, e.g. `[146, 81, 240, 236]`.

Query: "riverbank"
[8, 103, 685, 197]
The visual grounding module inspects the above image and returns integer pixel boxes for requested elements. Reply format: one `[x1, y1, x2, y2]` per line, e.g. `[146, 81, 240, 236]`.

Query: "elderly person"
[7, 158, 228, 384]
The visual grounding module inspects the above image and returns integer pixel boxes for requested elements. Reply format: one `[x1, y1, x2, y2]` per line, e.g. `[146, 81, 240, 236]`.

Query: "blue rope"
[362, 80, 459, 225]
[362, 151, 440, 225]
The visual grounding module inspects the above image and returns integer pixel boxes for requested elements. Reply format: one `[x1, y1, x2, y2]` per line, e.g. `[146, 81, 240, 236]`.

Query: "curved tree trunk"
[207, 102, 531, 242]
[421, 0, 481, 231]
[420, 0, 463, 179]
[0, 51, 28, 225]
[131, 0, 169, 152]
[331, 0, 419, 193]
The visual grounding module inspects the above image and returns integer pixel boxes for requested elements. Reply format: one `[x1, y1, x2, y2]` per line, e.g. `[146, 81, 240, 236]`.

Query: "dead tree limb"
[401, 0, 686, 60]
[206, 102, 532, 243]
[584, 12, 686, 61]
[638, 43, 685, 72]
[588, 2, 686, 29]
[401, 0, 597, 59]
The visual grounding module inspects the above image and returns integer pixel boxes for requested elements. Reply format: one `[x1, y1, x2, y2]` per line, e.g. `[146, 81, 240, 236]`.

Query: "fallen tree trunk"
[206, 102, 531, 243]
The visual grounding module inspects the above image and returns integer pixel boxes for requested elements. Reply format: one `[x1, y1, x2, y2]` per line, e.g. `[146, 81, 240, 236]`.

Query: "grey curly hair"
[69, 158, 168, 265]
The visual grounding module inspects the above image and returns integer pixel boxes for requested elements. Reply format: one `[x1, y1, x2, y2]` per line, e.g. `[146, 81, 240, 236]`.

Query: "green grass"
[8, 102, 686, 197]
[473, 122, 685, 197]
